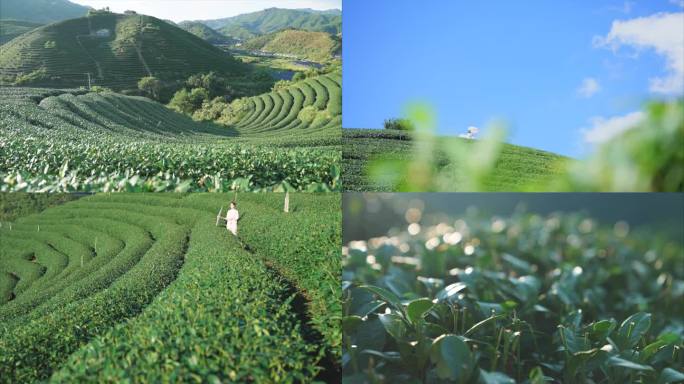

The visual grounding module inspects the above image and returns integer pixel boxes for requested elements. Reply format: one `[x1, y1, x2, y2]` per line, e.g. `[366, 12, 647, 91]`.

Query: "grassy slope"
[343, 129, 569, 192]
[200, 8, 341, 40]
[241, 29, 341, 62]
[0, 13, 246, 89]
[0, 0, 89, 24]
[0, 20, 42, 45]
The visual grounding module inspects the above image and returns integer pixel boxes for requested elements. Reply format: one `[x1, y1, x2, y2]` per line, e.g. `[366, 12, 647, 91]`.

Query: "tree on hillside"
[138, 76, 162, 100]
[186, 72, 234, 100]
[169, 88, 210, 115]
[192, 97, 231, 122]
[384, 118, 415, 131]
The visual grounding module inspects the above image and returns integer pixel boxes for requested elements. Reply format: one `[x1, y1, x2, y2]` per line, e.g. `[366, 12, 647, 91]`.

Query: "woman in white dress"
[225, 201, 239, 236]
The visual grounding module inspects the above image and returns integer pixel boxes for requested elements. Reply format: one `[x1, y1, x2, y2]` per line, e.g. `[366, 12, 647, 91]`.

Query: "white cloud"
[582, 111, 645, 144]
[577, 77, 601, 97]
[670, 0, 684, 8]
[594, 12, 684, 95]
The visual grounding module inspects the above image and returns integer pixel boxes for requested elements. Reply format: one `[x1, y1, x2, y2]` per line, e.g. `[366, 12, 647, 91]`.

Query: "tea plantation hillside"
[242, 29, 341, 62]
[0, 20, 43, 45]
[230, 71, 341, 136]
[0, 193, 341, 383]
[0, 72, 341, 192]
[0, 12, 247, 89]
[0, 0, 89, 24]
[343, 129, 568, 191]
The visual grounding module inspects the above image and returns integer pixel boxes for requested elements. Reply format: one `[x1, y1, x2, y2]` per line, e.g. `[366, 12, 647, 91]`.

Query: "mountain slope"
[177, 21, 234, 44]
[199, 8, 341, 40]
[241, 29, 341, 62]
[0, 20, 42, 45]
[0, 0, 89, 24]
[0, 12, 246, 89]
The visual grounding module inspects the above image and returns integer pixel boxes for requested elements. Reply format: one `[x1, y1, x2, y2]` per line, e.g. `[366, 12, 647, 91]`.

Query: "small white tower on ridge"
[459, 126, 479, 139]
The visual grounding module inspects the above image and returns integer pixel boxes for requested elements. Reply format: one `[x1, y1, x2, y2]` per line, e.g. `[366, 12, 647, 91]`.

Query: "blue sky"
[71, 0, 341, 21]
[342, 0, 684, 157]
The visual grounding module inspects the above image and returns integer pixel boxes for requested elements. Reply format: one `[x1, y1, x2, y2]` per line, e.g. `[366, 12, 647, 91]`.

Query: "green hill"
[241, 29, 341, 62]
[0, 12, 247, 89]
[343, 129, 569, 191]
[0, 20, 42, 45]
[199, 8, 342, 40]
[177, 20, 235, 45]
[0, 0, 89, 24]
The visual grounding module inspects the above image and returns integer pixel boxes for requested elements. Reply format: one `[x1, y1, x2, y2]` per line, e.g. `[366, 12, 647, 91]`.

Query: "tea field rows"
[0, 193, 341, 383]
[0, 72, 342, 192]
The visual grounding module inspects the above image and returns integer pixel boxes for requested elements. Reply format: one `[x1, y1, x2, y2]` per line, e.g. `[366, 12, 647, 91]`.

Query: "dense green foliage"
[0, 20, 42, 45]
[177, 20, 234, 44]
[0, 193, 340, 382]
[342, 129, 567, 192]
[200, 8, 342, 40]
[343, 210, 684, 383]
[0, 0, 89, 24]
[0, 193, 80, 222]
[0, 13, 250, 90]
[0, 78, 341, 192]
[241, 29, 341, 63]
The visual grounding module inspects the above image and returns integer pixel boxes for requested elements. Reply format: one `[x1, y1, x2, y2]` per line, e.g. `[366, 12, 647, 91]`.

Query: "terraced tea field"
[0, 192, 340, 383]
[342, 129, 568, 192]
[0, 72, 342, 192]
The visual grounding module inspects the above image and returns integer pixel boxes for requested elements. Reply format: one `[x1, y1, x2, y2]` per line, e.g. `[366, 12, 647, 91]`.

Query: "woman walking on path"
[226, 201, 239, 236]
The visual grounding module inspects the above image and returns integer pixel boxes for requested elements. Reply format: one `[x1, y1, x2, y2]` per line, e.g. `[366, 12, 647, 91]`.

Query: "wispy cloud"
[582, 111, 645, 144]
[594, 11, 684, 95]
[577, 77, 601, 97]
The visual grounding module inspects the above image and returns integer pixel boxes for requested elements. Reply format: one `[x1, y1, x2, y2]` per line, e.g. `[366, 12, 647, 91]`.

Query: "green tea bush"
[237, 194, 342, 363]
[343, 211, 684, 383]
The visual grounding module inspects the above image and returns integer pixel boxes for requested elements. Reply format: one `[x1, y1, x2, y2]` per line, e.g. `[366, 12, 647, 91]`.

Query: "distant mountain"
[0, 20, 43, 45]
[241, 29, 340, 63]
[177, 21, 235, 45]
[296, 9, 342, 16]
[0, 0, 90, 24]
[0, 12, 247, 89]
[197, 8, 342, 40]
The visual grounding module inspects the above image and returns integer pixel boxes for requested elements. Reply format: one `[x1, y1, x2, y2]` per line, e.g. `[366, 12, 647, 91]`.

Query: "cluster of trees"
[384, 118, 415, 131]
[137, 72, 236, 118]
[167, 72, 236, 117]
